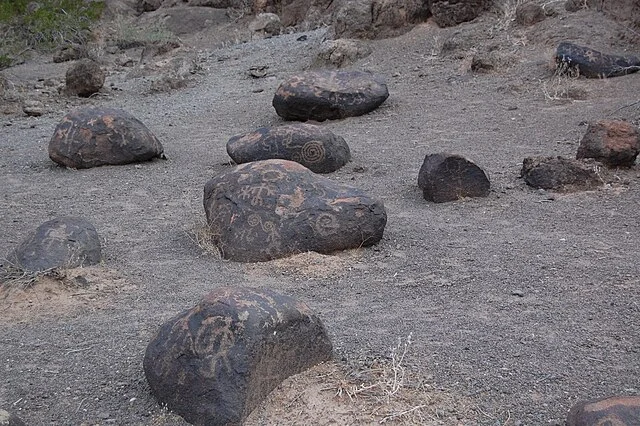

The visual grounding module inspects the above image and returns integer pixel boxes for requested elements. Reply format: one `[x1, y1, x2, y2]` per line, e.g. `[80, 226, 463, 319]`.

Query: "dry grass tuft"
[185, 218, 223, 259]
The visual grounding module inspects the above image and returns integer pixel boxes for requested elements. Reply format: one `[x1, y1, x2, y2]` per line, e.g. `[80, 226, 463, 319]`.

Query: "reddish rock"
[273, 70, 388, 121]
[566, 395, 640, 426]
[203, 159, 387, 262]
[515, 2, 546, 26]
[521, 156, 603, 191]
[64, 58, 105, 97]
[227, 123, 351, 173]
[418, 153, 490, 202]
[576, 120, 640, 168]
[49, 107, 165, 169]
[144, 286, 333, 426]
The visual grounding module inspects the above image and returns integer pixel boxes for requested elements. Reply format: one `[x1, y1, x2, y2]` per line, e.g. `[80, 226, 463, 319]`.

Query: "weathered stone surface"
[249, 12, 283, 36]
[566, 395, 640, 426]
[203, 159, 387, 262]
[515, 2, 546, 26]
[576, 120, 640, 167]
[136, 0, 163, 13]
[8, 217, 101, 272]
[273, 70, 388, 121]
[431, 0, 491, 28]
[520, 156, 603, 191]
[418, 153, 490, 203]
[23, 99, 44, 117]
[144, 286, 333, 426]
[311, 38, 372, 69]
[0, 409, 26, 426]
[53, 44, 87, 63]
[227, 123, 351, 173]
[252, 0, 335, 28]
[556, 42, 640, 78]
[49, 107, 165, 169]
[64, 58, 105, 97]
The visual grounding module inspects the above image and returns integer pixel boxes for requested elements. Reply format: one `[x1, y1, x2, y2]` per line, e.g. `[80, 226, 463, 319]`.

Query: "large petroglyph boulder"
[49, 107, 165, 169]
[144, 286, 333, 426]
[226, 123, 351, 173]
[566, 395, 640, 426]
[203, 159, 387, 262]
[555, 42, 640, 78]
[418, 153, 490, 202]
[520, 156, 603, 191]
[272, 70, 388, 121]
[8, 217, 101, 272]
[576, 120, 640, 168]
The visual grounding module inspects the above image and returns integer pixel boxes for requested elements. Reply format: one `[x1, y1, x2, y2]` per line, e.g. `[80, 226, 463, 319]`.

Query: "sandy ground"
[1, 3, 639, 425]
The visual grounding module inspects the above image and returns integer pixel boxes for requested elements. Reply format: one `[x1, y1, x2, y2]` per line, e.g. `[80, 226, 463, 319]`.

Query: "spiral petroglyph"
[301, 141, 325, 164]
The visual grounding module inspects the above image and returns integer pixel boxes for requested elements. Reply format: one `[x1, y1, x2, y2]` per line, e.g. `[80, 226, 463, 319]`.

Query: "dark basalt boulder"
[144, 286, 333, 426]
[520, 156, 603, 191]
[203, 159, 387, 262]
[576, 120, 640, 168]
[566, 395, 640, 426]
[8, 217, 101, 272]
[49, 107, 165, 169]
[272, 70, 389, 121]
[418, 153, 490, 203]
[226, 123, 351, 173]
[431, 0, 491, 28]
[64, 58, 105, 97]
[556, 42, 640, 78]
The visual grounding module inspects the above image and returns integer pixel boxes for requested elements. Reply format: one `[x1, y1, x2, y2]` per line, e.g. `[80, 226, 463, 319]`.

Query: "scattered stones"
[272, 70, 389, 121]
[576, 120, 640, 168]
[227, 123, 351, 173]
[49, 106, 165, 169]
[0, 409, 26, 426]
[53, 44, 86, 63]
[418, 153, 490, 203]
[520, 156, 603, 191]
[311, 38, 372, 69]
[249, 12, 283, 37]
[556, 42, 640, 78]
[22, 99, 44, 117]
[515, 2, 546, 26]
[144, 286, 333, 425]
[203, 159, 387, 262]
[7, 217, 102, 272]
[64, 58, 105, 97]
[566, 395, 640, 426]
[431, 0, 490, 28]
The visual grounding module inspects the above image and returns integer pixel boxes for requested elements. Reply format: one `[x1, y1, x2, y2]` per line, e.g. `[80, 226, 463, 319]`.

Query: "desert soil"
[1, 3, 639, 425]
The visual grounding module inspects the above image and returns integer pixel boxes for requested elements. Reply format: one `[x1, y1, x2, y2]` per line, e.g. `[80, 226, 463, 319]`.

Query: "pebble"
[511, 290, 524, 297]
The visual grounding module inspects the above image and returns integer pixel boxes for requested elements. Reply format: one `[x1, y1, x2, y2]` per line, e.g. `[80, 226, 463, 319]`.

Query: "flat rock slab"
[521, 156, 603, 191]
[203, 159, 387, 262]
[144, 286, 333, 426]
[49, 107, 165, 169]
[272, 70, 389, 121]
[566, 395, 640, 426]
[418, 153, 490, 202]
[577, 120, 640, 167]
[556, 42, 640, 78]
[226, 123, 351, 173]
[8, 217, 101, 272]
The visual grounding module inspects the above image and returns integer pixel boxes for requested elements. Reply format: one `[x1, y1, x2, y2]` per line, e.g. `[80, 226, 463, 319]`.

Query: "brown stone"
[566, 395, 640, 426]
[203, 159, 387, 262]
[576, 120, 640, 168]
[144, 286, 333, 426]
[49, 107, 165, 169]
[515, 2, 546, 26]
[520, 156, 603, 191]
[431, 0, 491, 28]
[418, 153, 490, 203]
[64, 58, 105, 97]
[311, 38, 372, 69]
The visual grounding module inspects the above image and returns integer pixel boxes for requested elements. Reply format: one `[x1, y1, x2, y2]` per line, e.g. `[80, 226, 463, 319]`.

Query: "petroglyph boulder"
[576, 120, 640, 168]
[64, 58, 105, 97]
[520, 156, 603, 191]
[49, 107, 165, 169]
[203, 159, 387, 262]
[226, 123, 351, 173]
[272, 70, 388, 121]
[8, 217, 101, 272]
[144, 286, 333, 426]
[418, 153, 490, 202]
[555, 42, 640, 78]
[566, 395, 640, 426]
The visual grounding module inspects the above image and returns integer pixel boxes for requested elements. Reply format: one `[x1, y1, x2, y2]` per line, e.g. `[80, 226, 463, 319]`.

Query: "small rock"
[23, 99, 44, 117]
[576, 120, 640, 168]
[311, 38, 372, 69]
[249, 13, 283, 37]
[511, 290, 524, 297]
[521, 156, 604, 192]
[515, 3, 546, 26]
[418, 153, 490, 203]
[53, 44, 86, 63]
[64, 58, 105, 97]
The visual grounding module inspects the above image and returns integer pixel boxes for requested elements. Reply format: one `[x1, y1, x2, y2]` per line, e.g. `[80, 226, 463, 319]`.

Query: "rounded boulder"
[272, 70, 389, 121]
[566, 395, 640, 426]
[418, 153, 490, 203]
[203, 159, 387, 262]
[144, 286, 333, 426]
[49, 107, 165, 169]
[226, 123, 351, 173]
